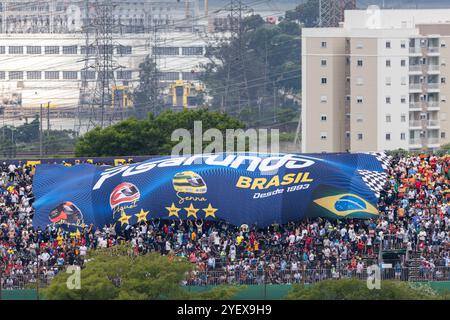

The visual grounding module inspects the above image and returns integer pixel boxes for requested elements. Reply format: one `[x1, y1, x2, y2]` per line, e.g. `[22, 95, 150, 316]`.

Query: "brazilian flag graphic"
[308, 185, 379, 219]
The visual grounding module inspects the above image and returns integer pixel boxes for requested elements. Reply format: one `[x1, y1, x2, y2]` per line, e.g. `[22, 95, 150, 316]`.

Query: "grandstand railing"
[1, 267, 449, 290]
[184, 267, 450, 286]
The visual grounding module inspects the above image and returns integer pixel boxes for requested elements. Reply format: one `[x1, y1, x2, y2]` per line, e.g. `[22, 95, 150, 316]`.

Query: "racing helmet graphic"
[172, 171, 207, 194]
[110, 182, 140, 209]
[49, 201, 84, 225]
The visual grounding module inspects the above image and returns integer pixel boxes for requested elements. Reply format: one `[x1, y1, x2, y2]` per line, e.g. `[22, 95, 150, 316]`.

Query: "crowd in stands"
[0, 154, 449, 288]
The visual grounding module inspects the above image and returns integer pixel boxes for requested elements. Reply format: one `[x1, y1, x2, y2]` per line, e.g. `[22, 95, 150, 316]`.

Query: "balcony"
[427, 47, 440, 55]
[409, 102, 422, 109]
[427, 120, 440, 127]
[409, 83, 422, 91]
[428, 137, 440, 145]
[409, 120, 422, 127]
[409, 47, 422, 55]
[409, 65, 422, 73]
[427, 64, 440, 73]
[409, 138, 422, 145]
[426, 82, 440, 92]
[427, 101, 440, 109]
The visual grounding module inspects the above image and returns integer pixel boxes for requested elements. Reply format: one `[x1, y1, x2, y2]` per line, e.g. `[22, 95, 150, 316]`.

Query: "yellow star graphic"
[135, 209, 149, 223]
[185, 203, 199, 219]
[166, 202, 181, 218]
[203, 203, 218, 219]
[118, 212, 131, 226]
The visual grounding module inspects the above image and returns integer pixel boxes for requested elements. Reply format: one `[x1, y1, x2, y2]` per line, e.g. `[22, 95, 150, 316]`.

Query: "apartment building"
[302, 7, 450, 152]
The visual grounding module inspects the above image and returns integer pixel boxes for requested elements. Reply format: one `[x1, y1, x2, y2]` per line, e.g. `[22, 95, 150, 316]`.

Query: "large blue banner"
[32, 152, 390, 228]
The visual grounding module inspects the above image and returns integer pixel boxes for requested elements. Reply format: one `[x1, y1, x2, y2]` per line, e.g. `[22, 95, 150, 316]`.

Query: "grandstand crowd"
[0, 154, 449, 288]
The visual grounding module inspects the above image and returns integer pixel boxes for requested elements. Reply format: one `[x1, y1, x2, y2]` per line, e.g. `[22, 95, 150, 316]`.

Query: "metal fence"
[1, 267, 449, 291]
[184, 267, 450, 286]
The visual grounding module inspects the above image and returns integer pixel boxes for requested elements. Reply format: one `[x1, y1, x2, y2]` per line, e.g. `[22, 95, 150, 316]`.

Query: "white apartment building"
[302, 6, 450, 153]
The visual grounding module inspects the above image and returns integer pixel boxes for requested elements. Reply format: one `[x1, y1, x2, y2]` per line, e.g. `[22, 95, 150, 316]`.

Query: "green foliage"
[286, 279, 448, 300]
[74, 109, 245, 157]
[385, 148, 410, 157]
[42, 244, 239, 300]
[201, 14, 300, 128]
[285, 0, 319, 27]
[132, 55, 165, 118]
[0, 115, 76, 158]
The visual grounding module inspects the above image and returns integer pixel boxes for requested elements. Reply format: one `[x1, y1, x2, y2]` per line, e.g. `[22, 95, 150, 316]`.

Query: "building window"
[386, 133, 391, 140]
[401, 133, 406, 140]
[386, 77, 391, 86]
[386, 41, 391, 48]
[154, 47, 179, 55]
[182, 47, 203, 56]
[0, 46, 5, 54]
[386, 114, 391, 122]
[321, 77, 327, 84]
[442, 95, 447, 102]
[357, 59, 363, 67]
[63, 71, 78, 80]
[441, 41, 447, 48]
[9, 71, 23, 80]
[81, 70, 96, 80]
[401, 76, 407, 85]
[182, 72, 199, 81]
[320, 132, 327, 140]
[442, 132, 446, 139]
[98, 44, 114, 55]
[401, 59, 407, 67]
[62, 45, 77, 54]
[401, 41, 406, 49]
[386, 59, 391, 67]
[45, 71, 60, 80]
[356, 77, 363, 85]
[356, 114, 363, 123]
[320, 95, 327, 103]
[117, 45, 132, 55]
[26, 46, 41, 54]
[401, 96, 406, 104]
[356, 42, 363, 49]
[386, 96, 391, 104]
[81, 46, 96, 55]
[357, 133, 363, 140]
[442, 77, 446, 84]
[356, 96, 363, 104]
[321, 59, 327, 66]
[45, 46, 60, 54]
[159, 72, 179, 81]
[401, 114, 406, 122]
[9, 46, 23, 54]
[27, 71, 41, 80]
[321, 41, 327, 48]
[0, 71, 5, 79]
[117, 70, 132, 80]
[320, 114, 327, 121]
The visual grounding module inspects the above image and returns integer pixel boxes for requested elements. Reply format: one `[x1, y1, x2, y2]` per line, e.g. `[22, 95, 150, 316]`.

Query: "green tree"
[285, 0, 320, 27]
[201, 14, 300, 128]
[75, 109, 245, 157]
[132, 55, 165, 118]
[286, 279, 448, 300]
[42, 245, 238, 300]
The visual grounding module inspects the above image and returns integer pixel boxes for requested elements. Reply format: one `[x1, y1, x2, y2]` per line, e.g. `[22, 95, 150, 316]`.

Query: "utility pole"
[224, 0, 253, 117]
[47, 102, 50, 135]
[39, 104, 43, 158]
